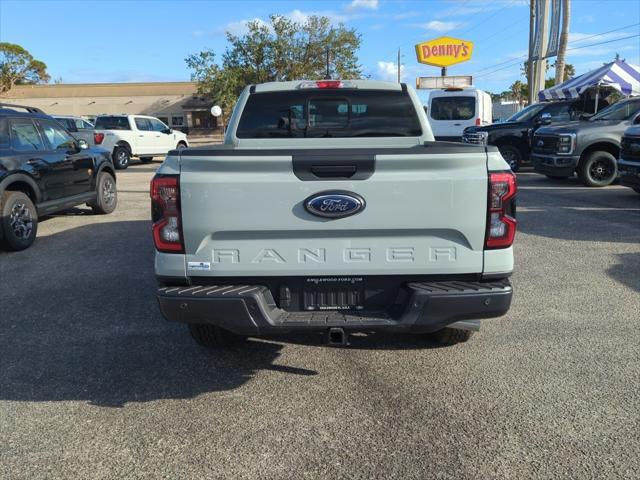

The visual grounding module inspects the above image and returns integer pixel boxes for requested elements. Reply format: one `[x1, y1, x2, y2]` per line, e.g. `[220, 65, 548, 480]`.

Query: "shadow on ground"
[607, 253, 640, 293]
[0, 220, 446, 407]
[0, 221, 320, 407]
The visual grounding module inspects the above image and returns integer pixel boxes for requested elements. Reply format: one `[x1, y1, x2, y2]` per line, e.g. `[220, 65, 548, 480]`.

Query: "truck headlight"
[557, 133, 576, 155]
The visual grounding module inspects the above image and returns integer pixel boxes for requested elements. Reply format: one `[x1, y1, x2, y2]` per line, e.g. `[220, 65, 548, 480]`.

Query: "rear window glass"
[430, 96, 476, 121]
[94, 116, 130, 130]
[236, 89, 422, 138]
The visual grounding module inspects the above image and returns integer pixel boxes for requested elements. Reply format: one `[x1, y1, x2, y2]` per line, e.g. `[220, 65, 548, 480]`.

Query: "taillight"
[485, 172, 517, 249]
[475, 118, 481, 126]
[298, 80, 357, 89]
[150, 175, 184, 253]
[94, 132, 104, 144]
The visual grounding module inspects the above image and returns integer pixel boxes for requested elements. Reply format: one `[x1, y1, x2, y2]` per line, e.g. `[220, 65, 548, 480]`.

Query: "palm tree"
[554, 0, 571, 84]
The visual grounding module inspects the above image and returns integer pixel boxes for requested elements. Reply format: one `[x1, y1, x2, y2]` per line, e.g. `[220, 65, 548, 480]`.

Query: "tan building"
[1, 81, 218, 131]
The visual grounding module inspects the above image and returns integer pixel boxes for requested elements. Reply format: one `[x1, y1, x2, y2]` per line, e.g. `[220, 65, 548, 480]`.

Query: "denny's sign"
[415, 36, 474, 68]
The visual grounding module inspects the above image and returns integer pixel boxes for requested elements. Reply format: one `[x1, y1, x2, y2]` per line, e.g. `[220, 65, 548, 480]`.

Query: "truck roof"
[253, 79, 404, 93]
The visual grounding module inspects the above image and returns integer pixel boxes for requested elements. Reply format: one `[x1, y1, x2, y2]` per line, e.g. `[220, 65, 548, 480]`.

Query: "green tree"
[0, 43, 50, 94]
[186, 15, 363, 113]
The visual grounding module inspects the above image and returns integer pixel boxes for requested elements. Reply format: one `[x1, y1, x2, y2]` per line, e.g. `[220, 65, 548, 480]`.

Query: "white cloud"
[346, 0, 379, 11]
[283, 9, 347, 25]
[418, 21, 462, 32]
[376, 61, 403, 82]
[211, 17, 270, 36]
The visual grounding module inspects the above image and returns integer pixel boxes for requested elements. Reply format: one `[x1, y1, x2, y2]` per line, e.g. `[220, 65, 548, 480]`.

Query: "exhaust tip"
[327, 327, 349, 346]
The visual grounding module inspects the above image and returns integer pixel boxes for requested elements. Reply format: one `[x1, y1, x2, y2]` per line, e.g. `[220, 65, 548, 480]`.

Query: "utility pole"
[554, 0, 570, 84]
[527, 0, 535, 104]
[532, 0, 550, 103]
[397, 48, 401, 83]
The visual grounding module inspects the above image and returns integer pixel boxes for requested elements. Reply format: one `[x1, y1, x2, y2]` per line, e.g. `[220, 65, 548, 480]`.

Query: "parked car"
[153, 79, 515, 349]
[427, 87, 492, 142]
[53, 115, 95, 146]
[463, 99, 584, 171]
[618, 125, 640, 194]
[93, 114, 189, 169]
[531, 97, 640, 186]
[0, 103, 117, 251]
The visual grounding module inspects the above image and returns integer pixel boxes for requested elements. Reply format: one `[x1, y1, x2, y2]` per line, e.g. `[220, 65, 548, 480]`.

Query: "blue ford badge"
[304, 191, 365, 219]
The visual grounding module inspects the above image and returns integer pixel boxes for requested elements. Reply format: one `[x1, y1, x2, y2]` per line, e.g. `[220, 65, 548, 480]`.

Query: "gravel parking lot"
[1, 164, 639, 479]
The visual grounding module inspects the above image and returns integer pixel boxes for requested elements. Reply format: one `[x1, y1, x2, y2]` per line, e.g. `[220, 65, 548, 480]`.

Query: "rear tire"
[577, 151, 617, 187]
[140, 156, 153, 163]
[427, 327, 473, 346]
[0, 191, 38, 251]
[188, 324, 247, 349]
[113, 146, 130, 170]
[498, 145, 522, 172]
[176, 141, 187, 151]
[90, 172, 118, 214]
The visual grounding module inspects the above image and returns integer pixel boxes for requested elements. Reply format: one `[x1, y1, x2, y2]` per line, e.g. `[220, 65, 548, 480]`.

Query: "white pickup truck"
[93, 115, 188, 169]
[152, 80, 516, 348]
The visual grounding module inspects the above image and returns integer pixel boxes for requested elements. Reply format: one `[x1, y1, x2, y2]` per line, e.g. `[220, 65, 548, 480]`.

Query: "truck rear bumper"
[157, 279, 513, 335]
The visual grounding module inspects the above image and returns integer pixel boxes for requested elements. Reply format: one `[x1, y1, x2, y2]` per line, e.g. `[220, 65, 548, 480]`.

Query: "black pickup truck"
[462, 100, 583, 171]
[531, 97, 640, 187]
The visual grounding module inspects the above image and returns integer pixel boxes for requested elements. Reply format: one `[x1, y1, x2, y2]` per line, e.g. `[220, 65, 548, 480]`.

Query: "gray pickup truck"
[152, 80, 516, 348]
[532, 97, 640, 187]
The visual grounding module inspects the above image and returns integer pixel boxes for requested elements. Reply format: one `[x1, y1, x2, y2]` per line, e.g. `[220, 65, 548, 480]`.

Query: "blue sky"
[1, 0, 638, 94]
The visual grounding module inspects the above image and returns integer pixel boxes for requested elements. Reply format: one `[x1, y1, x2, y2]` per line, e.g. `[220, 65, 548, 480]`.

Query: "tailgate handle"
[311, 165, 357, 178]
[292, 153, 375, 181]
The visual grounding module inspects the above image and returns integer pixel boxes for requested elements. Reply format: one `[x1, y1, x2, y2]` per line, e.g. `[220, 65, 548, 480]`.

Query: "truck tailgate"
[179, 145, 488, 277]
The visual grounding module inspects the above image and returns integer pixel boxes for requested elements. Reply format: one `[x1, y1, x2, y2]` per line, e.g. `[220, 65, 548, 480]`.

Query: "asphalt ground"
[1, 164, 639, 479]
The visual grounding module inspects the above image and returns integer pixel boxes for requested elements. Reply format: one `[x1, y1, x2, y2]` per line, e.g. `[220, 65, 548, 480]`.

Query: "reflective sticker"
[188, 261, 211, 271]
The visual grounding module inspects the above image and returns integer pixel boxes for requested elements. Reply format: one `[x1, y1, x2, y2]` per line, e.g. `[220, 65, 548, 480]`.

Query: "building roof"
[4, 81, 198, 99]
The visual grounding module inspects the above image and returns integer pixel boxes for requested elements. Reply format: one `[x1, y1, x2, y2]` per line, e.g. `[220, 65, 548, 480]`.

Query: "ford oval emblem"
[304, 191, 365, 219]
[536, 139, 545, 147]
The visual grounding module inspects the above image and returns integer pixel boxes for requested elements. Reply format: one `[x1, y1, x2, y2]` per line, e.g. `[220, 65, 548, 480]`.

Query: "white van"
[427, 87, 492, 141]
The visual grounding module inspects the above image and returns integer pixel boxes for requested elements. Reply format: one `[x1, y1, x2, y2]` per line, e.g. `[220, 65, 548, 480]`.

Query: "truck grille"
[533, 135, 559, 154]
[621, 135, 640, 162]
[462, 131, 488, 145]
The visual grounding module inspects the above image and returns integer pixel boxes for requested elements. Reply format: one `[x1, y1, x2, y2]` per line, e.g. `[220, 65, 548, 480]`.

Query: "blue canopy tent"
[538, 60, 640, 112]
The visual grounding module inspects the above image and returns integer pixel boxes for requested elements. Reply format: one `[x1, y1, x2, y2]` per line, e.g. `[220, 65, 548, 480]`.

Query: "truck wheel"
[0, 191, 38, 251]
[577, 151, 617, 187]
[140, 157, 153, 163]
[188, 324, 247, 349]
[113, 146, 130, 170]
[427, 327, 473, 346]
[177, 141, 187, 150]
[90, 172, 117, 214]
[498, 146, 522, 172]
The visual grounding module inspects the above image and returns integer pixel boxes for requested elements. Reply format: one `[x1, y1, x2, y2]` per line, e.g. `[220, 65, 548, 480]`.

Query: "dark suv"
[532, 97, 640, 187]
[463, 99, 585, 171]
[0, 103, 117, 251]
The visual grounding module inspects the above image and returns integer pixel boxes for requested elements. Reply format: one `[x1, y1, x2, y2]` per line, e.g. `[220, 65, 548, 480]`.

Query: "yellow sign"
[415, 36, 474, 68]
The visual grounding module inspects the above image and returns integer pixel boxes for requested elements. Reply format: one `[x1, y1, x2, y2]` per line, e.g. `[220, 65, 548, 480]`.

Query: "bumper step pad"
[157, 279, 512, 335]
